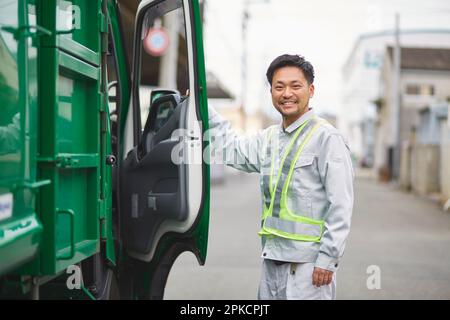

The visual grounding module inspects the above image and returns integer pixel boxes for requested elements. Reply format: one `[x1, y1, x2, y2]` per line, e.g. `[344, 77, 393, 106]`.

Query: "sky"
[203, 0, 450, 118]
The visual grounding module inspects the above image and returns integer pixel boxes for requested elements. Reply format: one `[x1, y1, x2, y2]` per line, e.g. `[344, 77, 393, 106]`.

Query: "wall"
[399, 141, 412, 190]
[440, 118, 450, 203]
[411, 144, 440, 196]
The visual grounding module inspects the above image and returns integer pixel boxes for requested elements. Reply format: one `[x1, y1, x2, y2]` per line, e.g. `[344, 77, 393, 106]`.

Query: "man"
[208, 54, 354, 300]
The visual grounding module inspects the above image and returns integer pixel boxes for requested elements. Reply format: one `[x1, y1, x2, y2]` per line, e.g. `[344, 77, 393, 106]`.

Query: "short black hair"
[266, 54, 315, 86]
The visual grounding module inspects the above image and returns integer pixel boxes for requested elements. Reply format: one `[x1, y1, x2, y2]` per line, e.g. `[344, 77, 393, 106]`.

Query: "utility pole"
[242, 4, 249, 115]
[241, 0, 270, 130]
[391, 13, 401, 180]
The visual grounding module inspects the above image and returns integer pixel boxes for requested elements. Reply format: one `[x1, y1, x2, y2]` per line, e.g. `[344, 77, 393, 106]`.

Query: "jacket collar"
[279, 108, 315, 134]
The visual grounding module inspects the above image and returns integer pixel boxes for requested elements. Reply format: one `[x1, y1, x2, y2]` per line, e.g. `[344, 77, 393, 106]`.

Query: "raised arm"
[208, 105, 265, 173]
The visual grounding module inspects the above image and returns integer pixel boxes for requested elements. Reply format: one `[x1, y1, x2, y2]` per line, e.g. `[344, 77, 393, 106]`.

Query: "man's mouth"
[280, 101, 297, 107]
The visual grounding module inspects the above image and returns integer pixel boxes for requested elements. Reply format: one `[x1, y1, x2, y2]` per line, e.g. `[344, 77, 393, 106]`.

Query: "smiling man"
[208, 54, 354, 300]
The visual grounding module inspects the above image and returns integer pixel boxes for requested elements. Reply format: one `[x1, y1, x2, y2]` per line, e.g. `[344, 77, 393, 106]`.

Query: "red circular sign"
[143, 28, 170, 56]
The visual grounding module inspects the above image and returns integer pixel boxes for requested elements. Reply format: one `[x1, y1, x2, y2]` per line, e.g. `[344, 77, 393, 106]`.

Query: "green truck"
[0, 0, 210, 299]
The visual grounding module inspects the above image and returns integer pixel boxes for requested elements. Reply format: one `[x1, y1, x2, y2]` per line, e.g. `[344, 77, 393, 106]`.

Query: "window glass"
[138, 1, 189, 129]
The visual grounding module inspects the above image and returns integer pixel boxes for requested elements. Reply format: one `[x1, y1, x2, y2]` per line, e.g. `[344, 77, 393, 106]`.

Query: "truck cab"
[0, 0, 210, 300]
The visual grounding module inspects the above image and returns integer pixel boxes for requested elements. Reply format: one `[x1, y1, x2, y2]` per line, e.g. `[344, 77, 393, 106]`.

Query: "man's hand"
[312, 267, 333, 287]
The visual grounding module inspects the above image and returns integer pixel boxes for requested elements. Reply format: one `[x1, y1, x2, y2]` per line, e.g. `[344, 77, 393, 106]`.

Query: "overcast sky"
[203, 0, 450, 117]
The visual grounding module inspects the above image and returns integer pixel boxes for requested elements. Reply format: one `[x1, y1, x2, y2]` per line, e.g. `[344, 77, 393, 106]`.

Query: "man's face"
[270, 66, 314, 122]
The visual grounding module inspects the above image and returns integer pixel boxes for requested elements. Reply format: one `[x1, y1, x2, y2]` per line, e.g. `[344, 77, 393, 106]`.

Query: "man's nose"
[283, 87, 293, 98]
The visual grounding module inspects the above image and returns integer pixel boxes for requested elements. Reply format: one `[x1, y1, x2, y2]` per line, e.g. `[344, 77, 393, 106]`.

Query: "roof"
[343, 29, 450, 73]
[387, 46, 450, 71]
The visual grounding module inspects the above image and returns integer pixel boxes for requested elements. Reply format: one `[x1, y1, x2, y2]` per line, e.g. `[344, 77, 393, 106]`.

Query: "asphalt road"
[164, 167, 450, 299]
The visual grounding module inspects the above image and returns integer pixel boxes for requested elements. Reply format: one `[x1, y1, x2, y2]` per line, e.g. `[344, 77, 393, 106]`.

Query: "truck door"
[119, 0, 210, 271]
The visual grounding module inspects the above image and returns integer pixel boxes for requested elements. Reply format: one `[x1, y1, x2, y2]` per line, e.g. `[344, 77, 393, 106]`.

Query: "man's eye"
[293, 86, 301, 89]
[275, 87, 283, 90]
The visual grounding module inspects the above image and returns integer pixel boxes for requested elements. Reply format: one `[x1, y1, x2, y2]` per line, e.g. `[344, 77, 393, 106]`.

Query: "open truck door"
[118, 0, 210, 299]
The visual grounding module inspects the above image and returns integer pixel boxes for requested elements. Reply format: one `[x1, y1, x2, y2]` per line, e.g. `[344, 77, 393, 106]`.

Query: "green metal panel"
[35, 0, 103, 275]
[0, 0, 43, 276]
[39, 0, 102, 66]
[59, 50, 99, 80]
[100, 0, 118, 265]
[37, 50, 102, 274]
[58, 37, 100, 67]
[1, 0, 114, 283]
[56, 0, 102, 54]
[107, 0, 130, 163]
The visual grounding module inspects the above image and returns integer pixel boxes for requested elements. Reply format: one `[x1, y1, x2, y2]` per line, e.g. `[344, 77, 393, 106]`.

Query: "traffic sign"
[143, 28, 170, 56]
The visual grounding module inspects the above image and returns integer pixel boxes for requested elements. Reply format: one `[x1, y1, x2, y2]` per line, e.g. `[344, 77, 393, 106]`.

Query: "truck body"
[0, 0, 210, 299]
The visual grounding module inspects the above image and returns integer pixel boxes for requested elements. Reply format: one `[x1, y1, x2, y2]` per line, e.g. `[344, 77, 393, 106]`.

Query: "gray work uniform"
[208, 106, 354, 300]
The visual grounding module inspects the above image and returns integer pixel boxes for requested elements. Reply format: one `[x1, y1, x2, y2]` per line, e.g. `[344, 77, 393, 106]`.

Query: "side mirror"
[150, 89, 180, 106]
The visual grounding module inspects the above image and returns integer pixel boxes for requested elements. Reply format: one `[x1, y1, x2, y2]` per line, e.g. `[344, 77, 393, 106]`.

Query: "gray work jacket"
[208, 106, 354, 272]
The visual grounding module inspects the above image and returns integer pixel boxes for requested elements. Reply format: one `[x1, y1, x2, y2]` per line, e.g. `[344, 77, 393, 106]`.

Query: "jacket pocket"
[288, 154, 316, 218]
[293, 154, 314, 169]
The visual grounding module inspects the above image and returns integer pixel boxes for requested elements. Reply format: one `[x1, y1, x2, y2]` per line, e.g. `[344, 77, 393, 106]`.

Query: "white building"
[376, 47, 450, 182]
[341, 29, 450, 167]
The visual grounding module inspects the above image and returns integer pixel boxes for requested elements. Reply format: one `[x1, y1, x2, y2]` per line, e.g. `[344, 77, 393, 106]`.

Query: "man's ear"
[309, 84, 315, 98]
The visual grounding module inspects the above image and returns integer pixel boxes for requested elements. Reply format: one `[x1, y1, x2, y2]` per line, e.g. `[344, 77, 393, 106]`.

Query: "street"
[164, 167, 450, 299]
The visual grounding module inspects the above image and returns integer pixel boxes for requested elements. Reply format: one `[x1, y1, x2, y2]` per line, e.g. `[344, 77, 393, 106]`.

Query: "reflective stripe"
[264, 216, 322, 238]
[281, 120, 326, 205]
[262, 129, 275, 210]
[262, 120, 311, 217]
[272, 120, 316, 218]
[259, 117, 326, 241]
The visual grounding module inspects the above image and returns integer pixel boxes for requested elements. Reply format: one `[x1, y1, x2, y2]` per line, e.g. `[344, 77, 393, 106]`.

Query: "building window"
[405, 84, 435, 96]
[406, 84, 420, 95]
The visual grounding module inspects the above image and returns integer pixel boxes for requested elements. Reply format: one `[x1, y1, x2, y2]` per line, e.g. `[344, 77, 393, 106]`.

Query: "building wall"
[411, 144, 440, 196]
[402, 70, 450, 109]
[440, 117, 450, 203]
[376, 64, 450, 180]
[374, 53, 394, 174]
[399, 70, 450, 146]
[341, 31, 450, 167]
[399, 140, 412, 190]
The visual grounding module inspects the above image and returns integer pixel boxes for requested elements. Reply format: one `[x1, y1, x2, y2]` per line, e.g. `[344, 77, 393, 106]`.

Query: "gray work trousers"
[257, 259, 336, 300]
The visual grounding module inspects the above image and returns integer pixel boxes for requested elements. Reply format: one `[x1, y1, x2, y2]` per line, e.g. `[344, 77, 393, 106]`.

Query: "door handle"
[56, 208, 76, 261]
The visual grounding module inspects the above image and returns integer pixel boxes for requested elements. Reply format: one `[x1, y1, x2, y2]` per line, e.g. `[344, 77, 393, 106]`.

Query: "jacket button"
[263, 253, 267, 257]
[335, 263, 338, 268]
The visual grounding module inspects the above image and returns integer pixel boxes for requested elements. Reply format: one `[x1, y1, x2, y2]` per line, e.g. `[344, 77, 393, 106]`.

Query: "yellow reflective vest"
[258, 117, 326, 242]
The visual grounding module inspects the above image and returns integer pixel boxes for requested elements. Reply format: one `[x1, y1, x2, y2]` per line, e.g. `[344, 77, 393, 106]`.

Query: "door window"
[138, 1, 189, 128]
